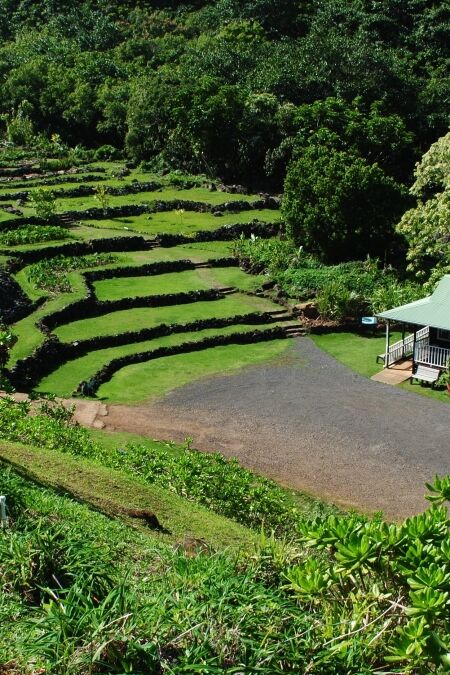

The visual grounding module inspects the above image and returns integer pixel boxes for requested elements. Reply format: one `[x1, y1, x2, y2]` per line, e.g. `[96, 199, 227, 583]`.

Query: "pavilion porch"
[379, 324, 450, 371]
[376, 275, 450, 375]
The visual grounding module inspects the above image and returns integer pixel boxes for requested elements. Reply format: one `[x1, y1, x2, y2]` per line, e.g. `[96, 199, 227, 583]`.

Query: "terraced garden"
[1, 160, 301, 402]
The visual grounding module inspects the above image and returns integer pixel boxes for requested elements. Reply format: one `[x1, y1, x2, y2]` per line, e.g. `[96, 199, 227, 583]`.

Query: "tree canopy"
[283, 146, 408, 263]
[397, 132, 450, 280]
[0, 0, 448, 187]
[0, 0, 448, 269]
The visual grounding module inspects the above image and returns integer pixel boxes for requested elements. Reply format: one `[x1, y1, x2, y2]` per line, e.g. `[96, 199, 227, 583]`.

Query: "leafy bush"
[315, 282, 367, 321]
[0, 325, 17, 369]
[4, 103, 34, 146]
[26, 253, 117, 293]
[370, 279, 425, 314]
[233, 235, 299, 275]
[29, 188, 57, 221]
[93, 144, 119, 161]
[283, 146, 409, 263]
[0, 225, 70, 246]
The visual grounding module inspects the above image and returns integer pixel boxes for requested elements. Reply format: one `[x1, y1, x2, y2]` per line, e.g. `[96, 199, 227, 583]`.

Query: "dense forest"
[1, 0, 449, 267]
[0, 0, 448, 181]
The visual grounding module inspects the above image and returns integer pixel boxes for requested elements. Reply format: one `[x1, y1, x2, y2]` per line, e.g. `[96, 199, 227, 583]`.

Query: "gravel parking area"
[106, 338, 450, 519]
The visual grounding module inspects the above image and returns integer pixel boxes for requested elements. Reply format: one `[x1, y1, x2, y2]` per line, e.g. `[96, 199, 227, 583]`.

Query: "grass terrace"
[37, 325, 290, 398]
[84, 208, 280, 237]
[2, 161, 291, 402]
[98, 340, 290, 403]
[93, 266, 266, 301]
[54, 294, 278, 342]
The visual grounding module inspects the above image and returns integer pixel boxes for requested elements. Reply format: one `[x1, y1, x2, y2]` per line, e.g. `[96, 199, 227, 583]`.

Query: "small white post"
[0, 496, 7, 528]
[385, 320, 390, 368]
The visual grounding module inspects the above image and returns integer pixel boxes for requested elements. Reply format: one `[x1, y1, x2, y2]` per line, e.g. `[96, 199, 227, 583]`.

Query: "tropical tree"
[397, 132, 450, 278]
[283, 145, 408, 262]
[94, 184, 110, 213]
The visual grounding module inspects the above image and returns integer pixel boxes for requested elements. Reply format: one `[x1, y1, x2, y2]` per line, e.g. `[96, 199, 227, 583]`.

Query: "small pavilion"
[376, 274, 450, 374]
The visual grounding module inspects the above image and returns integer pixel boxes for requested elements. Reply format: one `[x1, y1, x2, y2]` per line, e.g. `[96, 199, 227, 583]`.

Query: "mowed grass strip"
[99, 339, 290, 403]
[93, 266, 266, 301]
[0, 440, 253, 548]
[311, 331, 403, 379]
[53, 184, 262, 213]
[84, 208, 280, 236]
[54, 293, 280, 342]
[94, 268, 210, 300]
[37, 325, 289, 398]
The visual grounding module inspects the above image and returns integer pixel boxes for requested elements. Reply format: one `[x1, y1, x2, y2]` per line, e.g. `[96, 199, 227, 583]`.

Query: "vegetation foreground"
[0, 397, 449, 673]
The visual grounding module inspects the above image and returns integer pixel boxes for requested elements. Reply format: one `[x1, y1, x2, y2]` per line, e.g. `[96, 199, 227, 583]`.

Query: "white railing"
[414, 343, 450, 369]
[385, 326, 429, 366]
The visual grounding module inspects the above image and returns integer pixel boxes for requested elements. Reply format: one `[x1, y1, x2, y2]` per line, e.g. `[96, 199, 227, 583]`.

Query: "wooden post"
[385, 320, 390, 368]
[412, 327, 417, 371]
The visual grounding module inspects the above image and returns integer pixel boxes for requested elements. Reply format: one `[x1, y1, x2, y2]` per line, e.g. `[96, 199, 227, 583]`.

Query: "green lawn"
[311, 331, 402, 379]
[55, 293, 278, 342]
[37, 324, 288, 397]
[99, 339, 290, 403]
[52, 185, 261, 214]
[93, 268, 211, 300]
[93, 266, 265, 301]
[200, 266, 266, 292]
[82, 208, 280, 237]
[311, 331, 450, 405]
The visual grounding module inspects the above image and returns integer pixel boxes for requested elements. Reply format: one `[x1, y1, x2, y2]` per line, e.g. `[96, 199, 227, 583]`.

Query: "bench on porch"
[410, 365, 441, 386]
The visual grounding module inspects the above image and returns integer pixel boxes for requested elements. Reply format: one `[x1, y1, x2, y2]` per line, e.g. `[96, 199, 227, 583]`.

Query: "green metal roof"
[376, 275, 450, 330]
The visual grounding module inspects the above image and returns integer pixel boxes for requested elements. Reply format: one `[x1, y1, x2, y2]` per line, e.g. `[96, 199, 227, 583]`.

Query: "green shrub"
[5, 103, 34, 146]
[29, 188, 57, 221]
[26, 253, 117, 293]
[282, 146, 409, 263]
[0, 225, 70, 246]
[316, 281, 367, 320]
[233, 236, 298, 275]
[93, 144, 119, 161]
[39, 157, 75, 171]
[370, 279, 425, 314]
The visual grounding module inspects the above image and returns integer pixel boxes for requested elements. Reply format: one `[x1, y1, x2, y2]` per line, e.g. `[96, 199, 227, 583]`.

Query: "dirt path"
[101, 338, 450, 520]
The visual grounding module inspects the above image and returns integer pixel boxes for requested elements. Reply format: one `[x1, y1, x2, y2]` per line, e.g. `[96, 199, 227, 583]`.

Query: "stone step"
[267, 310, 292, 320]
[283, 325, 307, 337]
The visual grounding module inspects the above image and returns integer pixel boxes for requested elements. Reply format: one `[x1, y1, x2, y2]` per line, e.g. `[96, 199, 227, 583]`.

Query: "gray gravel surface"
[107, 338, 450, 519]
